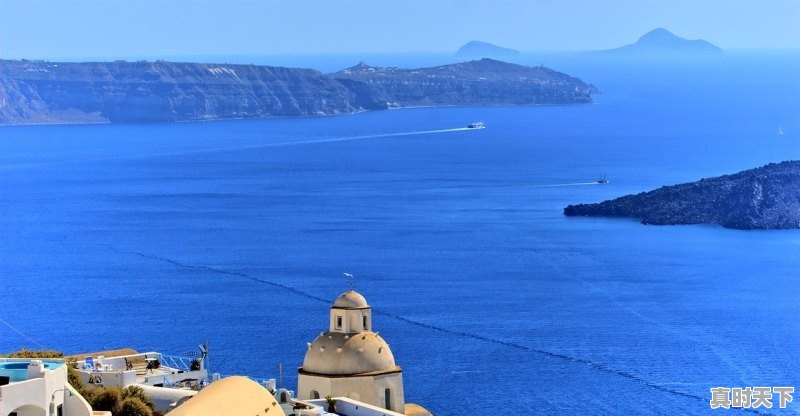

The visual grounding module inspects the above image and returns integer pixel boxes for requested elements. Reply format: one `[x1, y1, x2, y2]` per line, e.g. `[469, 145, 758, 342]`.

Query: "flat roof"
[66, 348, 138, 361]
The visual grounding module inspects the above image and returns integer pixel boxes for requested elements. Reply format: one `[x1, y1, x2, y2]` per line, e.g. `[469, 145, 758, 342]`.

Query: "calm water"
[1, 53, 799, 415]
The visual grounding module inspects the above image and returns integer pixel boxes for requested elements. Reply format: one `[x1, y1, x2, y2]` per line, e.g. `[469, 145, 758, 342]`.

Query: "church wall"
[297, 373, 332, 400]
[329, 308, 371, 333]
[348, 310, 362, 332]
[298, 372, 404, 412]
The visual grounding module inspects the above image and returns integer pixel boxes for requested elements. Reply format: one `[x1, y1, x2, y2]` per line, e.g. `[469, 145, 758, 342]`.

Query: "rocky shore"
[564, 161, 800, 230]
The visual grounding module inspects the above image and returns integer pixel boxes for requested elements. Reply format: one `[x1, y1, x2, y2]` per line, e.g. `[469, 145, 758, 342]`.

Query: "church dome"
[170, 376, 285, 416]
[302, 331, 397, 375]
[333, 290, 369, 309]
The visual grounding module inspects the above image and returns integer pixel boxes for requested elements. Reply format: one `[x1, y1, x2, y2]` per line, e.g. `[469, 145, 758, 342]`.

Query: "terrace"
[71, 350, 207, 389]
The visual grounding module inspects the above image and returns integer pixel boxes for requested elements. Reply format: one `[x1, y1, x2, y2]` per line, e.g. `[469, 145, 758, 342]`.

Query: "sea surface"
[1, 52, 799, 415]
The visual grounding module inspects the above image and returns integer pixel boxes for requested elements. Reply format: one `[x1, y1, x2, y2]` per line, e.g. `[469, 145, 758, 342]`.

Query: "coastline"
[0, 102, 595, 127]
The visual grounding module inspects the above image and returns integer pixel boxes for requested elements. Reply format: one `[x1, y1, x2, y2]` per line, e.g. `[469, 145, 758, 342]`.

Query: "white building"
[298, 290, 406, 413]
[71, 349, 207, 390]
[68, 348, 207, 413]
[0, 358, 96, 416]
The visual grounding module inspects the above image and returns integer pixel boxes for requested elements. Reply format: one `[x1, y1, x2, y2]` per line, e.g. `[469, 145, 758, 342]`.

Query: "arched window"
[363, 315, 369, 330]
[9, 404, 46, 416]
[280, 392, 287, 403]
[384, 388, 392, 410]
[311, 390, 320, 400]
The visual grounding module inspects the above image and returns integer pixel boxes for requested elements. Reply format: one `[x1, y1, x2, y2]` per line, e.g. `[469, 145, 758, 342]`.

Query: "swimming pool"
[0, 360, 64, 383]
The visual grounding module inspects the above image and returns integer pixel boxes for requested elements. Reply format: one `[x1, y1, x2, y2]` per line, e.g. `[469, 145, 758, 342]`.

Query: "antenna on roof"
[344, 273, 354, 290]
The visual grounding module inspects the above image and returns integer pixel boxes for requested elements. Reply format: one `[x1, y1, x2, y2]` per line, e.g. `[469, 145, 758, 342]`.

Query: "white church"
[298, 290, 430, 415]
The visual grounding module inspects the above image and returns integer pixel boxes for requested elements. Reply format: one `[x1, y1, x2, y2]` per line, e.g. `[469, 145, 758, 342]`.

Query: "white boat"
[467, 121, 486, 129]
[597, 174, 610, 184]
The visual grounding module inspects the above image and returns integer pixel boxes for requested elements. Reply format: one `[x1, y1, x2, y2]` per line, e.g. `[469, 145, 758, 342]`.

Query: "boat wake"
[2, 127, 476, 169]
[521, 182, 600, 188]
[221, 127, 473, 151]
[104, 245, 771, 414]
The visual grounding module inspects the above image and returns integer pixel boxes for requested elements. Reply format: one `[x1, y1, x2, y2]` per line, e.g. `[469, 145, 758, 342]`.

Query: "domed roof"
[333, 290, 369, 309]
[170, 376, 285, 416]
[302, 331, 398, 375]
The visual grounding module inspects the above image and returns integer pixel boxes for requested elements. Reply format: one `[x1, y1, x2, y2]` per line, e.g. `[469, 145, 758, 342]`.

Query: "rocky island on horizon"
[0, 58, 596, 125]
[588, 28, 724, 57]
[455, 40, 520, 59]
[564, 161, 800, 230]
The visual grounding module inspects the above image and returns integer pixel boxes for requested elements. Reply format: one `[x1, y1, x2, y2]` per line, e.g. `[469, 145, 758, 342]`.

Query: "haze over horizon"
[1, 0, 799, 60]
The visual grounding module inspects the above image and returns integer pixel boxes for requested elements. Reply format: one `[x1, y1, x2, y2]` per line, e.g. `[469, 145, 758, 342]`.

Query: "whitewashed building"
[0, 358, 96, 416]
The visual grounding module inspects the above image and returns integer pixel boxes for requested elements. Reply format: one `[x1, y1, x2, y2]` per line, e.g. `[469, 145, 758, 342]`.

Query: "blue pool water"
[1, 52, 799, 414]
[0, 360, 64, 382]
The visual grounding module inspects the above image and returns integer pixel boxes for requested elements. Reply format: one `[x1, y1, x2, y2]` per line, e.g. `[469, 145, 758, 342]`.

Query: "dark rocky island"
[455, 41, 520, 59]
[564, 161, 800, 230]
[589, 28, 723, 57]
[0, 58, 596, 124]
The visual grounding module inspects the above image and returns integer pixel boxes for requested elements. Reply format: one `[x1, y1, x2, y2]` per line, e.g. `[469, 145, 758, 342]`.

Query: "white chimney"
[26, 360, 46, 379]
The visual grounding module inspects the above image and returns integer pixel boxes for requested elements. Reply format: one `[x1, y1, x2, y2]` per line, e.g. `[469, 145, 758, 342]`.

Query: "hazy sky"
[2, 0, 799, 59]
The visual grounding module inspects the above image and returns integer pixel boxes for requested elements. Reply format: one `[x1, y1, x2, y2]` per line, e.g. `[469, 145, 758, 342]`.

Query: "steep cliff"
[335, 59, 597, 108]
[0, 60, 362, 123]
[0, 58, 597, 124]
[564, 161, 800, 230]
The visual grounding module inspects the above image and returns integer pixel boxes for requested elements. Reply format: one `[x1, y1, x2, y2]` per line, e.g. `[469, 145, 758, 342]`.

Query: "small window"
[335, 315, 343, 329]
[311, 390, 320, 399]
[363, 315, 368, 330]
[385, 388, 392, 410]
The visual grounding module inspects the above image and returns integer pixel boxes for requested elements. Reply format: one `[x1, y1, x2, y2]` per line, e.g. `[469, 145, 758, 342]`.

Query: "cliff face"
[0, 60, 362, 123]
[564, 161, 800, 230]
[0, 58, 597, 124]
[335, 59, 598, 108]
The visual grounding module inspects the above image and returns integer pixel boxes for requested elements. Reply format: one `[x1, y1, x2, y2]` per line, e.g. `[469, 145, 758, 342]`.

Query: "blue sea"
[1, 52, 799, 415]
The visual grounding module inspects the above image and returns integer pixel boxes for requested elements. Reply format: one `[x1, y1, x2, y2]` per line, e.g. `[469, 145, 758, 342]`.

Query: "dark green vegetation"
[564, 161, 800, 230]
[0, 58, 596, 124]
[3, 349, 159, 416]
[85, 385, 156, 416]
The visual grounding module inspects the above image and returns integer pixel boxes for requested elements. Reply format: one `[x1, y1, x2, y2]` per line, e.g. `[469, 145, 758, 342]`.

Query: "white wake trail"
[1, 127, 476, 169]
[457, 182, 601, 192]
[522, 182, 600, 188]
[197, 126, 473, 153]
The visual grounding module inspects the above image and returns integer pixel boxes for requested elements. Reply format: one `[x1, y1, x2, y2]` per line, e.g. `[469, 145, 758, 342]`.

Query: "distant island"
[334, 59, 597, 109]
[0, 58, 596, 124]
[455, 41, 520, 59]
[589, 28, 723, 57]
[564, 161, 800, 230]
